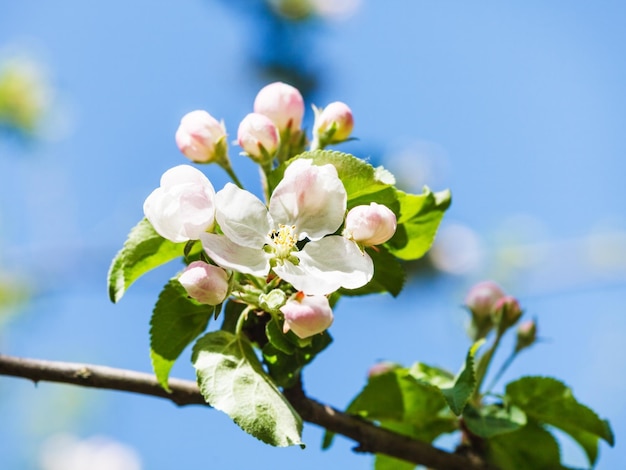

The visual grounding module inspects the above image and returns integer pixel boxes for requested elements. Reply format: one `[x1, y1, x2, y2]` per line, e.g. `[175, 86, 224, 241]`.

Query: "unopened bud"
[367, 361, 399, 379]
[253, 82, 304, 132]
[492, 296, 523, 332]
[343, 203, 397, 246]
[178, 261, 229, 305]
[515, 319, 537, 353]
[237, 112, 280, 162]
[280, 293, 333, 339]
[175, 110, 228, 164]
[313, 101, 354, 145]
[464, 281, 506, 340]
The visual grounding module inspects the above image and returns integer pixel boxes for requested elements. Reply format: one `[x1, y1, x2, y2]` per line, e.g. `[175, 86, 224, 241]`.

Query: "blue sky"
[1, 1, 625, 469]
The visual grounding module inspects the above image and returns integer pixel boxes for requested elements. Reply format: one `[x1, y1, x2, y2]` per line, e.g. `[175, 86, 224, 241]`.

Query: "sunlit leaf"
[149, 279, 213, 391]
[192, 331, 303, 447]
[108, 218, 186, 303]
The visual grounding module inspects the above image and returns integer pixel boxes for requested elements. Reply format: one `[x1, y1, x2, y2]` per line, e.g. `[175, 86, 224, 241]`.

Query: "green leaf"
[323, 368, 457, 449]
[192, 331, 303, 447]
[487, 421, 571, 470]
[440, 340, 483, 416]
[387, 188, 451, 261]
[505, 376, 614, 466]
[263, 331, 332, 388]
[108, 218, 186, 303]
[463, 403, 526, 438]
[375, 448, 416, 470]
[340, 245, 405, 297]
[149, 279, 214, 392]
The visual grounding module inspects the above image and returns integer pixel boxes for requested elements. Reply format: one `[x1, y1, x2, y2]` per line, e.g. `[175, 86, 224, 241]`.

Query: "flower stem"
[221, 163, 244, 189]
[473, 331, 504, 402]
[485, 350, 517, 394]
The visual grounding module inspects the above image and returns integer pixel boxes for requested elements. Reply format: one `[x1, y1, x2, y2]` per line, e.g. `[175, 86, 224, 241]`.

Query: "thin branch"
[0, 354, 496, 470]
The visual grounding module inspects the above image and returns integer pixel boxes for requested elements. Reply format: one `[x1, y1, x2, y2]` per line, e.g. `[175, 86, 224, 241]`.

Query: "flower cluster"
[143, 82, 396, 338]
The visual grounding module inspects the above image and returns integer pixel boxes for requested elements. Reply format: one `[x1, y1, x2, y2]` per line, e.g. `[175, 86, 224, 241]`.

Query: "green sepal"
[192, 331, 304, 447]
[149, 279, 214, 392]
[440, 340, 483, 416]
[387, 188, 451, 261]
[107, 218, 186, 303]
[505, 376, 614, 466]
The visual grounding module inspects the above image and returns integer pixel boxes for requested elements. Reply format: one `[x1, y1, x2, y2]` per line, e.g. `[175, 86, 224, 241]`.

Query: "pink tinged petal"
[344, 202, 397, 246]
[214, 183, 271, 249]
[178, 261, 229, 305]
[175, 110, 226, 163]
[253, 82, 304, 132]
[280, 295, 333, 339]
[237, 112, 279, 161]
[200, 233, 270, 277]
[273, 236, 373, 295]
[269, 159, 347, 241]
[143, 165, 215, 243]
[313, 101, 354, 142]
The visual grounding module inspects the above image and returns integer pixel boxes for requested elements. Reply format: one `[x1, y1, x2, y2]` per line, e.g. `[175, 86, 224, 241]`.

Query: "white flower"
[200, 159, 373, 295]
[143, 165, 215, 243]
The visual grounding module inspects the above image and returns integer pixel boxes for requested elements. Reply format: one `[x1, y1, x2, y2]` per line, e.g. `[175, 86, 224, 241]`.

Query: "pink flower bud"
[280, 294, 333, 339]
[464, 281, 506, 319]
[237, 112, 280, 162]
[515, 319, 538, 352]
[492, 295, 523, 328]
[367, 361, 399, 379]
[143, 165, 215, 243]
[175, 110, 227, 163]
[344, 203, 397, 246]
[253, 82, 304, 132]
[178, 261, 229, 305]
[313, 101, 354, 143]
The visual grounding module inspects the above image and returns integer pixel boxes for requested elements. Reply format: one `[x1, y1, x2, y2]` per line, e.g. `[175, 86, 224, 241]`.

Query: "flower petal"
[215, 183, 271, 248]
[200, 233, 270, 277]
[269, 159, 346, 241]
[273, 236, 373, 295]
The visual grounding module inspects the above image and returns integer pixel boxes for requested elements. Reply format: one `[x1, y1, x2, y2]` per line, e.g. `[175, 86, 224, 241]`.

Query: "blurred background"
[1, 1, 625, 469]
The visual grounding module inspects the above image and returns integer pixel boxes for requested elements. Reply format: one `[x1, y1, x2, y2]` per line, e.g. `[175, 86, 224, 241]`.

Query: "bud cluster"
[144, 82, 395, 340]
[464, 281, 526, 340]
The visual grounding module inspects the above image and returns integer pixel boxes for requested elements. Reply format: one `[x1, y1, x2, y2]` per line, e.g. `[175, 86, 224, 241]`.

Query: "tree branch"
[0, 354, 496, 470]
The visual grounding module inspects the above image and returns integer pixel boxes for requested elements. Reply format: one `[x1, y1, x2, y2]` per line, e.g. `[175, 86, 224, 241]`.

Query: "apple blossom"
[280, 293, 333, 338]
[143, 165, 215, 243]
[253, 82, 304, 132]
[237, 112, 280, 162]
[200, 159, 373, 295]
[175, 110, 227, 164]
[343, 202, 397, 246]
[178, 261, 229, 305]
[313, 101, 354, 145]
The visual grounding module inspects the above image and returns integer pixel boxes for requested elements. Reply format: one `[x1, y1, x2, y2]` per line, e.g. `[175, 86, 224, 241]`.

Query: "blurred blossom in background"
[39, 434, 142, 470]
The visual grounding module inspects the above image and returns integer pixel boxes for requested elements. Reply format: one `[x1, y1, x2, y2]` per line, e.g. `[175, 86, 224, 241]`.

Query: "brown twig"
[0, 354, 496, 470]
